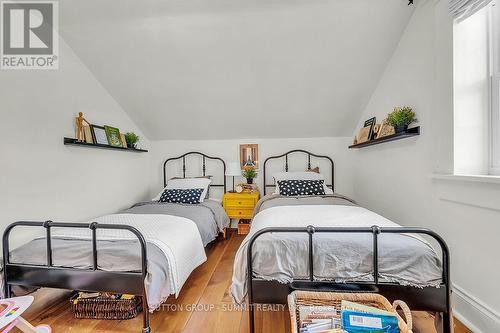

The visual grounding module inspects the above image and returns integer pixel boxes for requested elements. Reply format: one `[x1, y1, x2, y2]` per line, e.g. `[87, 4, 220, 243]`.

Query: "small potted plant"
[387, 106, 418, 133]
[242, 168, 257, 184]
[125, 132, 139, 149]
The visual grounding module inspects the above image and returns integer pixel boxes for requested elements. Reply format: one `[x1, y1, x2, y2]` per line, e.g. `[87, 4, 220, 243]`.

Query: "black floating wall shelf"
[63, 137, 148, 153]
[349, 126, 420, 149]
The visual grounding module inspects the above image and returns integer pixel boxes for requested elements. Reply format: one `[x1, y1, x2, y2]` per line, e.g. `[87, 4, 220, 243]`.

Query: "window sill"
[432, 173, 500, 185]
[433, 174, 500, 212]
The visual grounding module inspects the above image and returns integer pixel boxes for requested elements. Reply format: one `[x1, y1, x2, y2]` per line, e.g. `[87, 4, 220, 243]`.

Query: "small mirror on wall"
[240, 144, 259, 169]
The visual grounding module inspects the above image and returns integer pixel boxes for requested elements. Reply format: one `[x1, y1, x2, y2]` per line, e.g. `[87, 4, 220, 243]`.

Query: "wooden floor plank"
[182, 232, 243, 332]
[153, 236, 232, 333]
[454, 319, 473, 333]
[21, 231, 472, 333]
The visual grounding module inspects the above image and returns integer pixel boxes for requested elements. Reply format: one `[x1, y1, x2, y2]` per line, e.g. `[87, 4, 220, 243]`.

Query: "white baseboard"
[453, 284, 500, 333]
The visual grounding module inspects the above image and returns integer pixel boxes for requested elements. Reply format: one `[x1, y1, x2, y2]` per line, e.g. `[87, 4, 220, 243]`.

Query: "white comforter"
[52, 213, 207, 304]
[231, 205, 442, 304]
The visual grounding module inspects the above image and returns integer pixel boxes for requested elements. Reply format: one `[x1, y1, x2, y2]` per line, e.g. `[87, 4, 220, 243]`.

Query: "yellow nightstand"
[223, 191, 260, 235]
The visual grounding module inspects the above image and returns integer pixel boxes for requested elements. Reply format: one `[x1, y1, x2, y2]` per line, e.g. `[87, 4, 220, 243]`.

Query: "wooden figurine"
[75, 112, 90, 142]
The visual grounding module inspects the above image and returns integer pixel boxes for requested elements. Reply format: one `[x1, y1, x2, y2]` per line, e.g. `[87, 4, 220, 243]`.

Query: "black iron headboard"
[163, 152, 227, 193]
[263, 149, 334, 195]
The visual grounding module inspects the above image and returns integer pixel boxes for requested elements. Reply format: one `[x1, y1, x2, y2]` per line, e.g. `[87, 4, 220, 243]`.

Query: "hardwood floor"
[22, 231, 471, 333]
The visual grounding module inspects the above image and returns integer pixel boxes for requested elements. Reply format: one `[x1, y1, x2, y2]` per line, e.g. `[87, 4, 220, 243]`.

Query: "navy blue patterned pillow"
[159, 188, 204, 204]
[277, 180, 325, 196]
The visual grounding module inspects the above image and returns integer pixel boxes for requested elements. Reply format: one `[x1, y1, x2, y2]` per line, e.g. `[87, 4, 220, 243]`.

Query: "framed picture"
[104, 125, 122, 147]
[357, 126, 372, 143]
[91, 125, 109, 145]
[240, 144, 259, 169]
[363, 117, 376, 140]
[378, 122, 396, 138]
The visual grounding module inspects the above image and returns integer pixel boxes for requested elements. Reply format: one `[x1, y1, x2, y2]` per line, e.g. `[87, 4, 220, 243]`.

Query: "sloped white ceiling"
[60, 0, 413, 140]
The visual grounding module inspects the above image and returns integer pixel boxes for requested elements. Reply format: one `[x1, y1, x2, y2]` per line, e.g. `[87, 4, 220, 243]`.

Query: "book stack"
[341, 300, 400, 333]
[299, 305, 342, 332]
[76, 292, 135, 300]
[298, 301, 400, 333]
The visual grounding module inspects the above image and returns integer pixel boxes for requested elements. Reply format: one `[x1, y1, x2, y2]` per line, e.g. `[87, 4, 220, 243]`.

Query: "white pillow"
[273, 171, 329, 195]
[207, 197, 222, 203]
[273, 171, 325, 181]
[153, 178, 212, 202]
[324, 187, 334, 195]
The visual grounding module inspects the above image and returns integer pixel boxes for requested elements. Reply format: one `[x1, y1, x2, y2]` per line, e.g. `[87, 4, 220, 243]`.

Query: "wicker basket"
[288, 291, 413, 333]
[70, 294, 142, 320]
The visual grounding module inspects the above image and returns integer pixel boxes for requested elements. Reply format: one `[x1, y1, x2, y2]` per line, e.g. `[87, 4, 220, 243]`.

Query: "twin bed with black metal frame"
[243, 149, 452, 333]
[2, 152, 227, 333]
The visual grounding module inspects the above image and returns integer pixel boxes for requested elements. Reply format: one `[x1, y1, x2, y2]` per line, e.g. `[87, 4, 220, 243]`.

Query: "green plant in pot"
[387, 106, 418, 133]
[242, 168, 257, 185]
[125, 132, 139, 149]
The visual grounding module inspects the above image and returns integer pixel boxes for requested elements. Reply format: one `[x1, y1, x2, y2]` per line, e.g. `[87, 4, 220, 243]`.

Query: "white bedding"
[52, 213, 207, 307]
[231, 205, 442, 304]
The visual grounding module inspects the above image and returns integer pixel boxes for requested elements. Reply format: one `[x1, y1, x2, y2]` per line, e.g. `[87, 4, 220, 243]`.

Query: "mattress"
[123, 199, 230, 246]
[8, 237, 171, 311]
[231, 194, 443, 304]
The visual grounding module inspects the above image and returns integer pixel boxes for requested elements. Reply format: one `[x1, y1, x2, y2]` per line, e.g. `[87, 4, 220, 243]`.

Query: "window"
[454, 1, 500, 175]
[490, 1, 500, 174]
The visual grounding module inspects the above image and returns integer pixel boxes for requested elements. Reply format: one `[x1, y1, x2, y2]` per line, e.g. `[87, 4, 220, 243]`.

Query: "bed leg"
[248, 302, 255, 333]
[5, 284, 12, 298]
[443, 311, 453, 333]
[142, 296, 151, 333]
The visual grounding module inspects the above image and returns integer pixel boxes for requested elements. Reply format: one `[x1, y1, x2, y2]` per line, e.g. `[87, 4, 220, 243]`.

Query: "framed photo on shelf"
[91, 125, 109, 145]
[240, 144, 259, 169]
[363, 117, 376, 140]
[104, 125, 122, 147]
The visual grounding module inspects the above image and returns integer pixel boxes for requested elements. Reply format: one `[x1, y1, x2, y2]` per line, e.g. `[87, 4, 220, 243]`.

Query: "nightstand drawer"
[226, 208, 254, 219]
[224, 197, 256, 208]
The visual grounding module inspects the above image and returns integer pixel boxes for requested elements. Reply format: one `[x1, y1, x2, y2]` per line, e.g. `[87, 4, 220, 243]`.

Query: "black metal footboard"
[246, 225, 452, 333]
[2, 221, 151, 333]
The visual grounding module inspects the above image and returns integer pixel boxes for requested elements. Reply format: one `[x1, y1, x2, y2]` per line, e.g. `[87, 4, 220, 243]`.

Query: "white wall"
[150, 137, 354, 200]
[0, 39, 151, 247]
[351, 1, 500, 332]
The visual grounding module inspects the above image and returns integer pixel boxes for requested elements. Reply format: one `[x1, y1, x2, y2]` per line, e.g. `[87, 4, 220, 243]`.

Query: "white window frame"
[489, 1, 500, 174]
